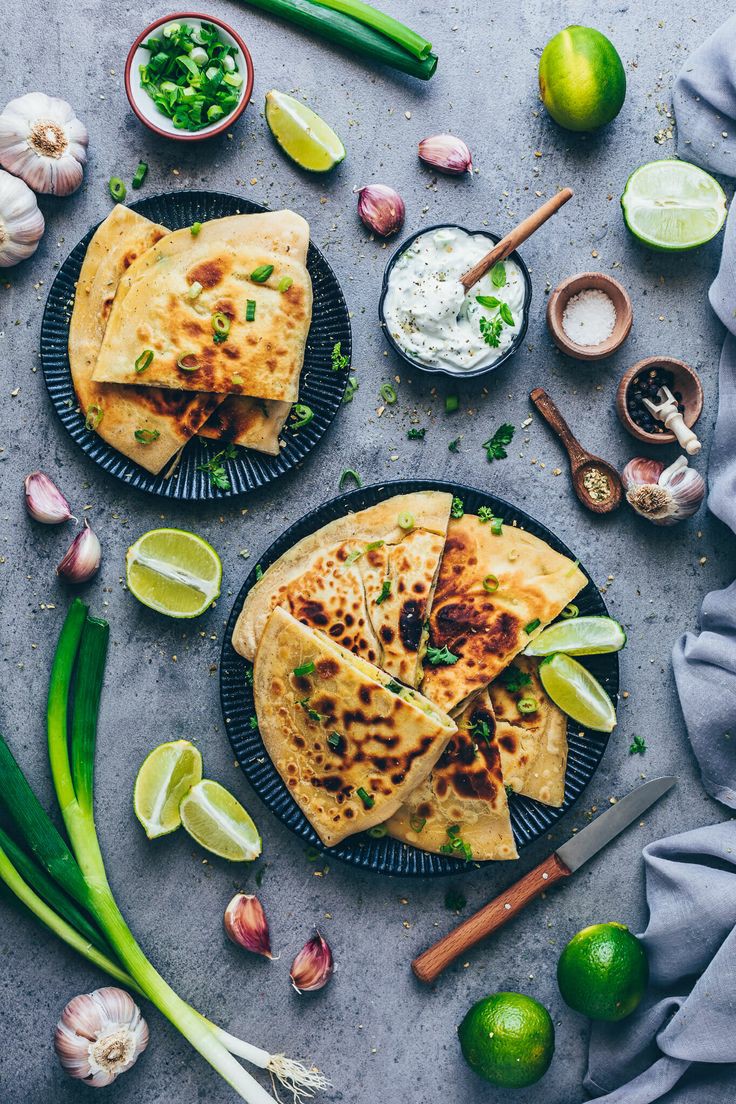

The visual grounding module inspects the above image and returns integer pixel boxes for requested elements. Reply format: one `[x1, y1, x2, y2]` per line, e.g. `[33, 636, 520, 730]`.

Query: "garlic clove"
[24, 471, 73, 524]
[620, 456, 665, 492]
[57, 518, 101, 583]
[224, 892, 276, 959]
[0, 92, 88, 196]
[54, 987, 149, 1086]
[418, 133, 472, 175]
[357, 185, 405, 238]
[290, 932, 334, 993]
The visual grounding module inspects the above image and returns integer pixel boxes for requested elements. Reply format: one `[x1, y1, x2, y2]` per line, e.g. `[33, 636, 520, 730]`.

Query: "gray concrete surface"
[1, 2, 734, 1101]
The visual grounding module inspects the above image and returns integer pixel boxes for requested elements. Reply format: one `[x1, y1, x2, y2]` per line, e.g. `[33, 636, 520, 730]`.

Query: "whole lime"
[458, 992, 555, 1088]
[539, 26, 626, 131]
[557, 922, 648, 1021]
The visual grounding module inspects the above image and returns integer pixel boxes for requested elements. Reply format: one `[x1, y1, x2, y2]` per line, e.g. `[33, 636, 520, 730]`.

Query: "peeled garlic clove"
[224, 892, 275, 959]
[357, 185, 405, 238]
[418, 133, 472, 175]
[0, 92, 88, 196]
[57, 519, 101, 583]
[623, 455, 705, 525]
[54, 986, 149, 1087]
[290, 932, 333, 993]
[24, 471, 72, 524]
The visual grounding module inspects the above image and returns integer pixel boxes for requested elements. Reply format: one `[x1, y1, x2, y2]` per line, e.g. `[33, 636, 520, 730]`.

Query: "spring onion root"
[0, 599, 328, 1104]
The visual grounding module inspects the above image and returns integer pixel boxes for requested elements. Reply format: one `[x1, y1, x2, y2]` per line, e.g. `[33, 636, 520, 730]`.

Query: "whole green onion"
[311, 0, 431, 58]
[235, 0, 437, 79]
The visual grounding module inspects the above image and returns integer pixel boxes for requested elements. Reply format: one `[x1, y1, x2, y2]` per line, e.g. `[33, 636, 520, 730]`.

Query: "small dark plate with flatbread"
[220, 479, 619, 876]
[40, 191, 351, 499]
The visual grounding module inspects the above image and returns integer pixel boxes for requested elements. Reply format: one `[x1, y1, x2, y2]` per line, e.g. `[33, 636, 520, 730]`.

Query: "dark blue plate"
[220, 479, 619, 876]
[40, 191, 351, 499]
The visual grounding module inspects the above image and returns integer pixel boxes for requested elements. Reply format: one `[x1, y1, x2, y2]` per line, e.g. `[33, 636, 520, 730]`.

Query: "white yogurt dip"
[382, 226, 527, 373]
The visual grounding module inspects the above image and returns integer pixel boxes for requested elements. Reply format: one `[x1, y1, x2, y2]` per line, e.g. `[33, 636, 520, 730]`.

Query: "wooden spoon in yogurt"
[530, 387, 623, 515]
[460, 188, 573, 290]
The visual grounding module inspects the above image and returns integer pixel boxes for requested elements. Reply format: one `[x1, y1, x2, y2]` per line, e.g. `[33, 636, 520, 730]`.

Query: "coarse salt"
[562, 288, 617, 346]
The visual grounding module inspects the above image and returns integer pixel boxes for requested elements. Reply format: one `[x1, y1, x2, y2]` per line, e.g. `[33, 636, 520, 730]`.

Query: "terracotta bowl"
[616, 356, 703, 446]
[546, 272, 633, 361]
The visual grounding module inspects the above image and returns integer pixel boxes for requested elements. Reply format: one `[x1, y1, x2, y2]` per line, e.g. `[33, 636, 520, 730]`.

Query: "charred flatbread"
[422, 514, 587, 714]
[92, 210, 312, 402]
[198, 395, 291, 455]
[253, 607, 457, 847]
[489, 656, 568, 807]
[68, 204, 223, 475]
[233, 491, 452, 686]
[386, 690, 517, 861]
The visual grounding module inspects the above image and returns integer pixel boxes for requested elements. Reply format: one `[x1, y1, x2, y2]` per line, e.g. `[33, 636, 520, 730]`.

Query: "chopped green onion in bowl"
[127, 17, 252, 138]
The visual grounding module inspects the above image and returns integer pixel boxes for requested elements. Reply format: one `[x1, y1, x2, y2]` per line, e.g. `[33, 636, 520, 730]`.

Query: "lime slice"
[539, 653, 617, 732]
[265, 90, 346, 173]
[134, 740, 203, 839]
[621, 160, 727, 251]
[525, 616, 626, 657]
[179, 779, 262, 861]
[126, 528, 221, 619]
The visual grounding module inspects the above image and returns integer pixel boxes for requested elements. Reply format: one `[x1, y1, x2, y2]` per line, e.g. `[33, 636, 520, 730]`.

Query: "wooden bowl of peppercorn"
[616, 356, 703, 445]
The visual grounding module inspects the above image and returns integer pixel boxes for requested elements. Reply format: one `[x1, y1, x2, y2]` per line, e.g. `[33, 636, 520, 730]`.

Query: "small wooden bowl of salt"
[546, 272, 633, 361]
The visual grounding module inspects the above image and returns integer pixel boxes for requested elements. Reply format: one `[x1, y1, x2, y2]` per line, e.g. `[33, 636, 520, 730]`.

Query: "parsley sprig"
[331, 341, 349, 372]
[197, 443, 238, 491]
[483, 423, 515, 462]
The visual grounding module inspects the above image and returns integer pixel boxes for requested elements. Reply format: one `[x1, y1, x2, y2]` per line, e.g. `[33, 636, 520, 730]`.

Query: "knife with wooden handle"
[412, 776, 676, 985]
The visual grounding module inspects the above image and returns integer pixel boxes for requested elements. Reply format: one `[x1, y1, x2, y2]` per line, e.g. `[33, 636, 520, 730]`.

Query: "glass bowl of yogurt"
[378, 224, 532, 378]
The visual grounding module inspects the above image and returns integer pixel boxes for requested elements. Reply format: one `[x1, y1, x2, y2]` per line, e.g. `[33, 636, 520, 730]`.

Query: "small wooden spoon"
[460, 188, 573, 290]
[529, 388, 623, 515]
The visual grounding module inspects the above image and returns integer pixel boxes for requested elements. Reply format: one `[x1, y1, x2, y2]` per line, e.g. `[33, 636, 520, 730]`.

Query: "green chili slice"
[379, 382, 397, 404]
[108, 177, 126, 202]
[177, 353, 200, 372]
[250, 264, 274, 283]
[134, 428, 161, 444]
[483, 574, 499, 593]
[85, 404, 103, 430]
[291, 403, 314, 429]
[134, 349, 154, 374]
[518, 697, 539, 715]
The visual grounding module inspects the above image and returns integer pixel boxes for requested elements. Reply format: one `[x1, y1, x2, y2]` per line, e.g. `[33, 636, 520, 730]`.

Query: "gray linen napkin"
[582, 15, 736, 1101]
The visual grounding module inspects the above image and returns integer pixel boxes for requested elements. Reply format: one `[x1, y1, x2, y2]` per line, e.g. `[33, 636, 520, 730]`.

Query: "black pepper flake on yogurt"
[626, 366, 684, 434]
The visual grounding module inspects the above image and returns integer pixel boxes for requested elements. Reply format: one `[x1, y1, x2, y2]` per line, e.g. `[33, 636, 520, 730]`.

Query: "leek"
[237, 0, 437, 79]
[0, 600, 328, 1103]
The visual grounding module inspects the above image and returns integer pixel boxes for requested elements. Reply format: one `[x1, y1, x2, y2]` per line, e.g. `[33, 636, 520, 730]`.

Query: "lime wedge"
[621, 160, 726, 251]
[265, 90, 346, 173]
[134, 740, 203, 839]
[525, 616, 626, 657]
[179, 779, 262, 861]
[126, 528, 221, 619]
[539, 654, 617, 733]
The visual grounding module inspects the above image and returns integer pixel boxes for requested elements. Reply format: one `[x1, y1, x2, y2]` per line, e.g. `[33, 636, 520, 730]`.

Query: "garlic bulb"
[622, 455, 705, 525]
[418, 133, 472, 175]
[24, 471, 72, 523]
[0, 93, 88, 195]
[290, 932, 334, 993]
[224, 893, 276, 959]
[54, 987, 149, 1087]
[0, 169, 44, 266]
[57, 518, 101, 582]
[357, 185, 405, 237]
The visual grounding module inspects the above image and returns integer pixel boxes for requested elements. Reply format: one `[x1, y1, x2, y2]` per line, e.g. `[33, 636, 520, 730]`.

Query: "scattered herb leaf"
[483, 423, 515, 462]
[477, 506, 494, 523]
[407, 427, 426, 440]
[448, 437, 461, 453]
[426, 644, 459, 666]
[451, 496, 464, 519]
[331, 341, 349, 372]
[629, 735, 647, 756]
[501, 667, 532, 693]
[197, 443, 238, 491]
[491, 262, 507, 287]
[376, 579, 391, 605]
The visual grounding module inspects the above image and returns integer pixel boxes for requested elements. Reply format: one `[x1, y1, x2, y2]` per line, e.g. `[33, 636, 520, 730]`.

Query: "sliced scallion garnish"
[483, 574, 499, 593]
[190, 221, 202, 236]
[368, 825, 388, 838]
[379, 382, 397, 404]
[561, 604, 579, 619]
[186, 281, 203, 300]
[376, 579, 391, 605]
[131, 161, 148, 189]
[491, 517, 503, 536]
[445, 394, 459, 413]
[524, 618, 541, 635]
[409, 814, 426, 833]
[278, 276, 293, 293]
[398, 511, 414, 530]
[134, 349, 154, 374]
[134, 428, 160, 444]
[327, 731, 343, 750]
[108, 177, 126, 202]
[291, 403, 314, 429]
[356, 786, 374, 809]
[85, 405, 103, 431]
[250, 264, 274, 283]
[293, 661, 316, 677]
[211, 311, 231, 343]
[245, 299, 256, 322]
[177, 353, 200, 371]
[338, 468, 361, 490]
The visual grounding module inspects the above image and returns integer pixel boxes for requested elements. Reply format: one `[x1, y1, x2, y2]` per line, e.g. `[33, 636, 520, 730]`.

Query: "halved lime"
[125, 528, 221, 619]
[265, 90, 346, 173]
[179, 779, 262, 861]
[621, 160, 727, 251]
[525, 616, 626, 657]
[539, 653, 617, 732]
[134, 740, 203, 839]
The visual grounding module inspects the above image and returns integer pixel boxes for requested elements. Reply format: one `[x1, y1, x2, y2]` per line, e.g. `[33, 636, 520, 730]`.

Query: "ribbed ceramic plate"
[221, 480, 619, 876]
[40, 192, 351, 499]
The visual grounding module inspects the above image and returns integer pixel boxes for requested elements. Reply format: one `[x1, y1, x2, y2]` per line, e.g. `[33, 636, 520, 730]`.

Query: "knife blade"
[411, 776, 676, 984]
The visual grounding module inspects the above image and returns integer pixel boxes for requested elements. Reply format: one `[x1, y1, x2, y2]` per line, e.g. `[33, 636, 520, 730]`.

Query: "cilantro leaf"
[501, 666, 532, 693]
[196, 443, 238, 491]
[477, 506, 494, 523]
[479, 316, 504, 348]
[483, 422, 515, 462]
[407, 427, 426, 440]
[426, 644, 459, 666]
[469, 717, 493, 746]
[451, 496, 464, 519]
[331, 340, 349, 372]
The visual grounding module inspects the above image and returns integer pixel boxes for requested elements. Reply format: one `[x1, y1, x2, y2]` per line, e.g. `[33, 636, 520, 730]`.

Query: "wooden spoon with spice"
[529, 388, 623, 514]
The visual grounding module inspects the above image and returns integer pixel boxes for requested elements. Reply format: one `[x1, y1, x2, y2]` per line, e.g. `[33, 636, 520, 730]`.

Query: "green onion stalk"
[236, 0, 437, 79]
[0, 599, 328, 1103]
